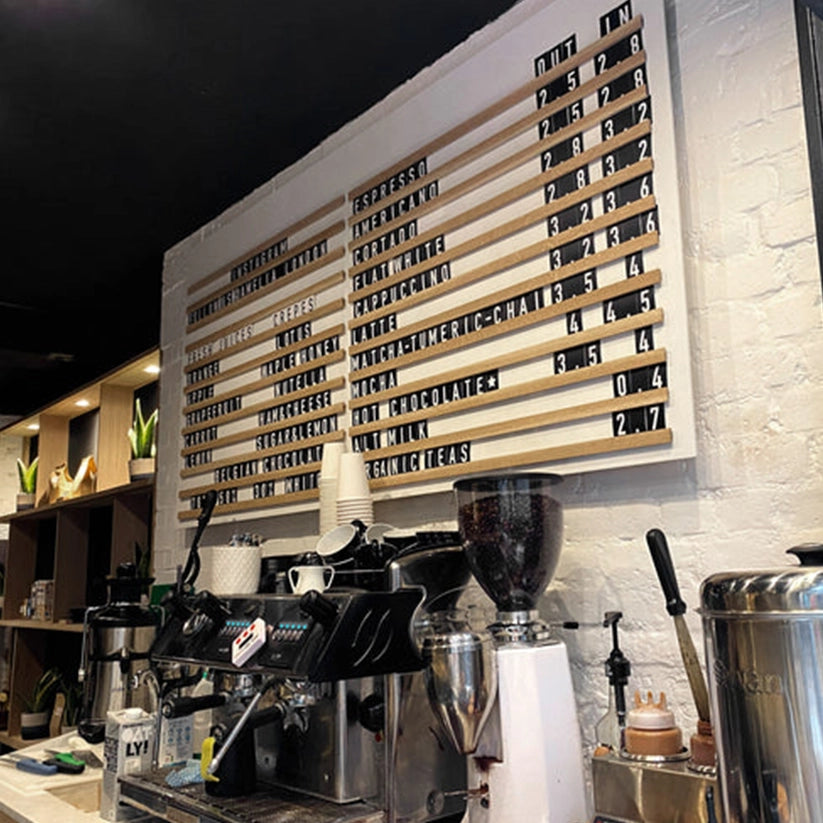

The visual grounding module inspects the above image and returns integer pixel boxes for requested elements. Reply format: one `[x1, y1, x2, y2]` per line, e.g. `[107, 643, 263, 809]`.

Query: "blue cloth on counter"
[165, 760, 204, 787]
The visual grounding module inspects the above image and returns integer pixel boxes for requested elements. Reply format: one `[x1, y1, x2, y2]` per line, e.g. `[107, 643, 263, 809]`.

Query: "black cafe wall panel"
[166, 0, 695, 523]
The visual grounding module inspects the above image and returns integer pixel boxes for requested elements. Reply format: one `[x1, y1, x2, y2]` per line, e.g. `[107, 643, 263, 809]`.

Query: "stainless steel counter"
[592, 751, 722, 823]
[119, 769, 386, 823]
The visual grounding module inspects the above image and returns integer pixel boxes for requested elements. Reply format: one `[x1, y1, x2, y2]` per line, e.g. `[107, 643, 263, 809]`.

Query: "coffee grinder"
[422, 473, 587, 823]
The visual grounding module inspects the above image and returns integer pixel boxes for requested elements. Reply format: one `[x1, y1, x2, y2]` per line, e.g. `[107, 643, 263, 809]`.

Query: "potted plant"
[128, 398, 158, 480]
[15, 456, 38, 510]
[18, 666, 61, 739]
[59, 679, 84, 733]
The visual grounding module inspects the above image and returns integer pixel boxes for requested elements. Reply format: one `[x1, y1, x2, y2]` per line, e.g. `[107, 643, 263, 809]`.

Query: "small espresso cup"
[289, 564, 334, 595]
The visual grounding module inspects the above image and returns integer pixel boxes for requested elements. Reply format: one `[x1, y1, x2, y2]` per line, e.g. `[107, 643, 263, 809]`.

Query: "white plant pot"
[129, 457, 156, 481]
[20, 709, 50, 740]
[16, 492, 35, 511]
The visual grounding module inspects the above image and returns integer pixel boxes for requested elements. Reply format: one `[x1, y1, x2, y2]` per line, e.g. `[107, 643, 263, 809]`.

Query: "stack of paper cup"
[336, 451, 373, 526]
[319, 441, 345, 535]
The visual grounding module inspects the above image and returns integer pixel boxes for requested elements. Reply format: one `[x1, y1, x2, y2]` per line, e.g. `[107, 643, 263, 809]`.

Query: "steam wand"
[179, 489, 218, 593]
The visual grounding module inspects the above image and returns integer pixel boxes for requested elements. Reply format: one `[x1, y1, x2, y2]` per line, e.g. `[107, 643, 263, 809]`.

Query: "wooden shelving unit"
[1, 348, 160, 496]
[0, 480, 154, 742]
[0, 349, 159, 745]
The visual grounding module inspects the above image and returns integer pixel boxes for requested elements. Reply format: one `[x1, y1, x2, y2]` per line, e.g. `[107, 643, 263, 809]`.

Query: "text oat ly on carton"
[102, 707, 154, 821]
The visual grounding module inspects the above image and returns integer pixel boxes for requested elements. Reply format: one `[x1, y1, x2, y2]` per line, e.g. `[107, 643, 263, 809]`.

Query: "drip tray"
[118, 769, 385, 823]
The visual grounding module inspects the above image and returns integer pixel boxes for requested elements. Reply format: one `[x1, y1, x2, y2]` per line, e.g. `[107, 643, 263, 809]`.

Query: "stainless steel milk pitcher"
[701, 565, 823, 822]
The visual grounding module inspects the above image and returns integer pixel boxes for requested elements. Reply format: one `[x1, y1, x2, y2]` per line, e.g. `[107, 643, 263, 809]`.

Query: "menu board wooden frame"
[169, 0, 694, 523]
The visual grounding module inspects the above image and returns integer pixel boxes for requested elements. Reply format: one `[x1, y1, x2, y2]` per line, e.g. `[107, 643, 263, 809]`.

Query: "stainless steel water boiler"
[701, 546, 823, 823]
[78, 563, 159, 742]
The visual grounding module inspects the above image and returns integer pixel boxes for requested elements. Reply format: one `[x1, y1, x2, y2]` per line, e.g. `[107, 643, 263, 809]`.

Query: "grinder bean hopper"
[422, 473, 587, 823]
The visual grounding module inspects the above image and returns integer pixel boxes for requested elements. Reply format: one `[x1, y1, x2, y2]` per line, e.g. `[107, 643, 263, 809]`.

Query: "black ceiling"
[0, 0, 520, 417]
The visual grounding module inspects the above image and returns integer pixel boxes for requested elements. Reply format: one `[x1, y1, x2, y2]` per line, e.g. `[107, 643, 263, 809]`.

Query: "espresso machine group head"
[423, 474, 587, 823]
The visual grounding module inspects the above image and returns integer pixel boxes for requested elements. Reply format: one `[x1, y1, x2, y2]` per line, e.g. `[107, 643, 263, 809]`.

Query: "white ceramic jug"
[288, 564, 334, 595]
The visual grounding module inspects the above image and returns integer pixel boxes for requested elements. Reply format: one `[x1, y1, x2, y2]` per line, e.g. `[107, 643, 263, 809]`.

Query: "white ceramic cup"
[289, 564, 334, 594]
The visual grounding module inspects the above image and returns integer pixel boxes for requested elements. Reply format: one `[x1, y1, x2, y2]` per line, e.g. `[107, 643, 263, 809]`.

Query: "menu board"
[175, 0, 694, 522]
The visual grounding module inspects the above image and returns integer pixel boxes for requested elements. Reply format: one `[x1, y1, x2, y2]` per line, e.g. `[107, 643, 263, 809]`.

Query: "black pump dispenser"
[603, 611, 631, 731]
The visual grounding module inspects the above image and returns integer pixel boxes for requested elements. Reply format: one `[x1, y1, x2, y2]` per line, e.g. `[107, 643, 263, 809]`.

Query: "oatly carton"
[102, 707, 154, 821]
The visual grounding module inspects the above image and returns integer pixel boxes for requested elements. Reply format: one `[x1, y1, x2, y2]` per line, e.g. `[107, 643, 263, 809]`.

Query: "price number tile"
[549, 233, 595, 271]
[605, 208, 659, 248]
[535, 67, 582, 109]
[541, 133, 585, 172]
[547, 199, 594, 237]
[612, 402, 666, 436]
[625, 250, 645, 278]
[601, 96, 652, 141]
[545, 166, 590, 203]
[613, 363, 667, 397]
[598, 64, 648, 108]
[538, 99, 585, 140]
[551, 269, 597, 304]
[602, 135, 652, 177]
[554, 341, 602, 374]
[594, 30, 644, 75]
[603, 287, 656, 324]
[635, 325, 655, 354]
[566, 308, 584, 335]
[603, 173, 653, 214]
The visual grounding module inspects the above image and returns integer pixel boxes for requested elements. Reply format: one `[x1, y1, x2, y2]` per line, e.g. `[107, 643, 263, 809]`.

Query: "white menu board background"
[162, 0, 695, 524]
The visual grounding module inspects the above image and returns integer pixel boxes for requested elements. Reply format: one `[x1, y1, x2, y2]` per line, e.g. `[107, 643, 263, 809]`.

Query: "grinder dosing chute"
[422, 473, 586, 823]
[420, 611, 497, 755]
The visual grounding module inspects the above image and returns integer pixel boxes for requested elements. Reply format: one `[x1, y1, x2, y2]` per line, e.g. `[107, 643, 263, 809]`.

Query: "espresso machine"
[421, 474, 587, 823]
[117, 535, 473, 823]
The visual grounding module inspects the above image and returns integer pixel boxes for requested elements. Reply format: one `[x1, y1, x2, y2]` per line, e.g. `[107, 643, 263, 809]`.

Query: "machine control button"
[182, 611, 212, 637]
[357, 693, 385, 733]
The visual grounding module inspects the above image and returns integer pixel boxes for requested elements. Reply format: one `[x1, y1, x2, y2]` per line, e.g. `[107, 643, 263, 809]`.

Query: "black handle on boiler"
[300, 590, 339, 628]
[646, 528, 687, 616]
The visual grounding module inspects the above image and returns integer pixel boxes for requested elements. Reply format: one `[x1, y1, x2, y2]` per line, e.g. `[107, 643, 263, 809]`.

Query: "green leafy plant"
[60, 679, 84, 728]
[18, 666, 62, 714]
[127, 398, 158, 459]
[135, 541, 152, 595]
[16, 456, 38, 494]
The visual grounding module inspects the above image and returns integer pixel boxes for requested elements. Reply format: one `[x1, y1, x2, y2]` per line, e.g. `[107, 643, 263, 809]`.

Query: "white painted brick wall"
[153, 0, 823, 805]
